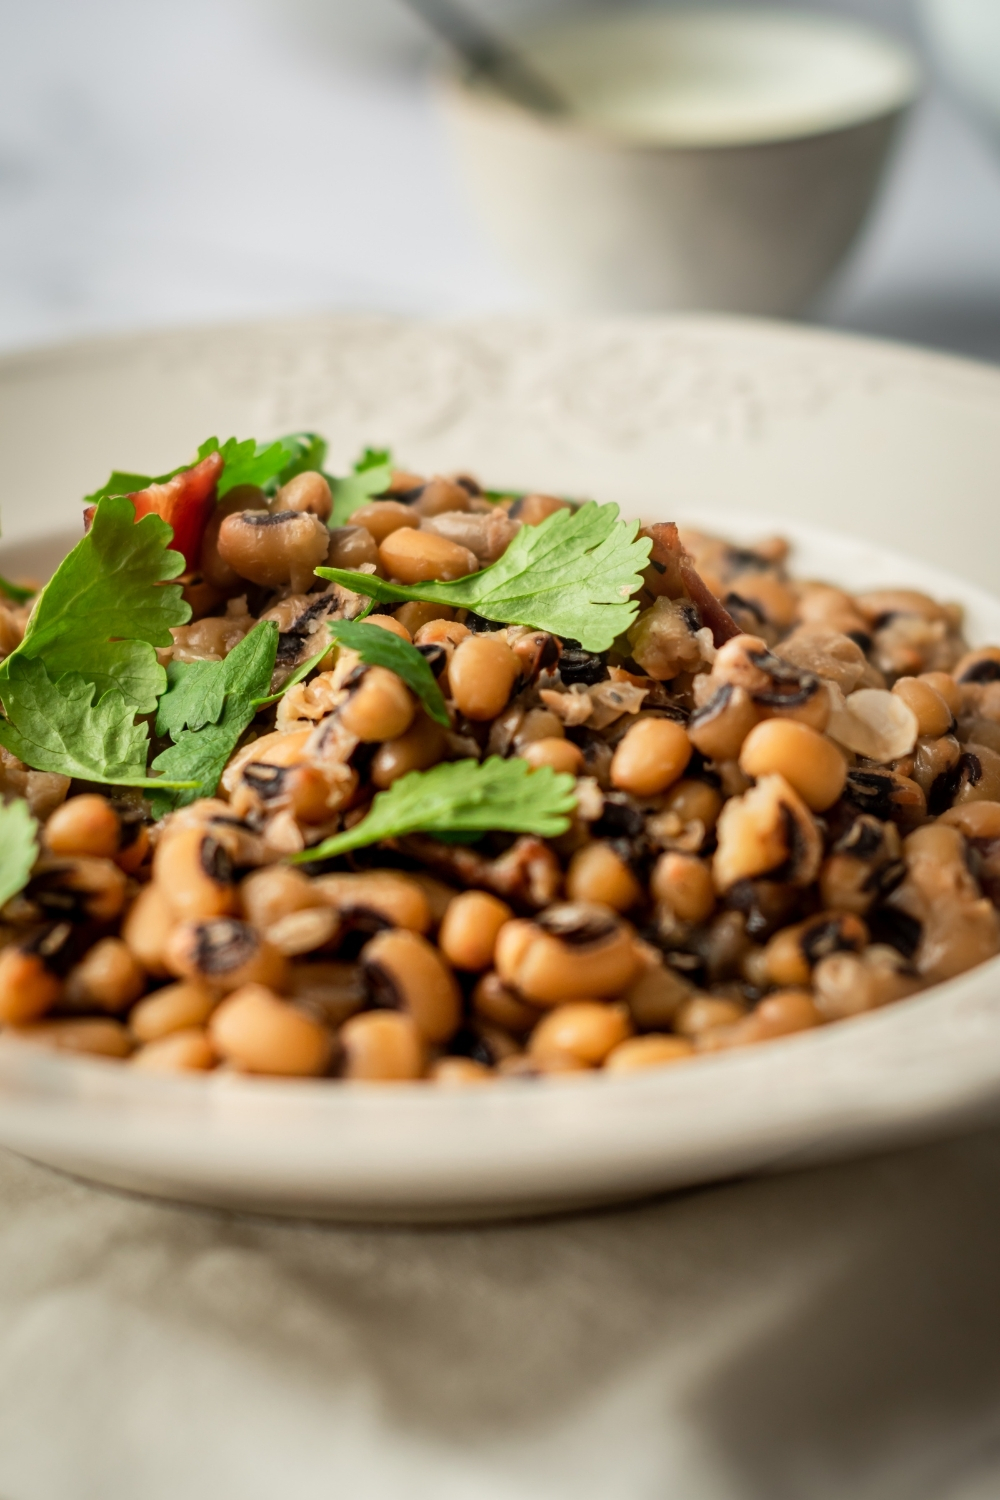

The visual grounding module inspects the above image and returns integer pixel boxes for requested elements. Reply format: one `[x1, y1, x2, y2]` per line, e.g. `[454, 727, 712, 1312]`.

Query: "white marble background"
[0, 0, 998, 359]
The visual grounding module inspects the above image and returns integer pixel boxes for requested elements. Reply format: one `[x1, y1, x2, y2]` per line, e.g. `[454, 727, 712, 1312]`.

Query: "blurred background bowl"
[439, 6, 919, 316]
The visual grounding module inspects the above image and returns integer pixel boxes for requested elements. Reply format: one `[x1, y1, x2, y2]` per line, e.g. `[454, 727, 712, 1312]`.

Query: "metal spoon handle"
[400, 0, 569, 115]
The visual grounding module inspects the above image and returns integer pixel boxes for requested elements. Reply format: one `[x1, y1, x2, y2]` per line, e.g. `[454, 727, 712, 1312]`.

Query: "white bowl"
[2, 313, 1000, 1222]
[439, 8, 919, 316]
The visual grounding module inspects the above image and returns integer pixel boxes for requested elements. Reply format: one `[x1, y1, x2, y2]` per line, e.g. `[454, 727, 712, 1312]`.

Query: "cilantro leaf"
[150, 621, 278, 814]
[252, 631, 334, 710]
[0, 496, 188, 715]
[330, 447, 393, 527]
[317, 501, 651, 653]
[294, 756, 576, 863]
[0, 657, 193, 789]
[271, 432, 328, 492]
[0, 575, 35, 606]
[329, 619, 449, 727]
[0, 798, 39, 909]
[84, 431, 328, 507]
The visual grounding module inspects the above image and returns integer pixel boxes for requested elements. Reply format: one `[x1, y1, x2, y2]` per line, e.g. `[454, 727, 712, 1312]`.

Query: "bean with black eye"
[65, 937, 145, 1013]
[30, 857, 128, 924]
[165, 918, 289, 993]
[566, 842, 642, 912]
[495, 903, 641, 1005]
[713, 774, 822, 891]
[508, 494, 572, 526]
[651, 852, 715, 923]
[313, 871, 432, 934]
[892, 676, 953, 739]
[122, 882, 174, 978]
[274, 470, 332, 521]
[154, 825, 237, 922]
[199, 485, 269, 590]
[337, 664, 416, 743]
[472, 971, 540, 1034]
[439, 890, 513, 970]
[448, 635, 520, 721]
[379, 528, 478, 584]
[210, 983, 332, 1076]
[326, 525, 381, 572]
[688, 685, 760, 761]
[45, 794, 120, 858]
[350, 501, 420, 544]
[411, 476, 472, 517]
[240, 864, 324, 930]
[611, 718, 692, 797]
[216, 510, 330, 593]
[0, 925, 69, 1023]
[361, 929, 461, 1042]
[953, 743, 1000, 805]
[340, 1010, 426, 1081]
[760, 911, 868, 988]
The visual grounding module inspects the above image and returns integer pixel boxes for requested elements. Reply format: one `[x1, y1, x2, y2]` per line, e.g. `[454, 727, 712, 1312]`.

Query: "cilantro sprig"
[294, 756, 576, 863]
[330, 448, 393, 527]
[150, 621, 279, 814]
[84, 432, 328, 507]
[317, 501, 651, 653]
[329, 619, 449, 727]
[1, 496, 189, 715]
[0, 798, 38, 909]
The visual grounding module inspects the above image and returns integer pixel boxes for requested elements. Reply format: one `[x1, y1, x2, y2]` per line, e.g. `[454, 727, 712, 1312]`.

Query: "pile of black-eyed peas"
[2, 464, 1000, 1083]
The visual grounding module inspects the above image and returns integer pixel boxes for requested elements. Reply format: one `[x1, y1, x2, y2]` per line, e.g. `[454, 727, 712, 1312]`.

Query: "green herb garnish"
[329, 447, 394, 527]
[317, 501, 651, 653]
[0, 798, 39, 909]
[0, 496, 188, 715]
[0, 657, 194, 789]
[294, 756, 576, 863]
[329, 619, 449, 727]
[0, 575, 35, 606]
[84, 432, 328, 506]
[149, 621, 279, 814]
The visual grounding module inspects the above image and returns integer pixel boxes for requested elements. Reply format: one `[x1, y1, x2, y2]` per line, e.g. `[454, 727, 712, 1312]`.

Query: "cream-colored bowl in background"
[439, 8, 919, 315]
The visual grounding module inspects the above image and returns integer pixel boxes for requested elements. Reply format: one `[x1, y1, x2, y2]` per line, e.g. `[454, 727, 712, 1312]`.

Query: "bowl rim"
[437, 7, 922, 154]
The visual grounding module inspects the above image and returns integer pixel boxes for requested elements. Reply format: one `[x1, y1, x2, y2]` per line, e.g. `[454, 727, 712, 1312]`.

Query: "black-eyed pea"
[919, 671, 962, 717]
[622, 962, 692, 1031]
[379, 528, 478, 584]
[604, 1034, 694, 1073]
[313, 871, 431, 935]
[122, 882, 174, 978]
[509, 494, 572, 526]
[438, 890, 513, 971]
[429, 1057, 494, 1085]
[495, 904, 642, 1004]
[131, 1028, 216, 1072]
[954, 743, 1000, 804]
[44, 793, 120, 858]
[340, 1010, 426, 1081]
[395, 601, 456, 636]
[274, 470, 332, 521]
[350, 501, 419, 545]
[650, 852, 715, 923]
[65, 938, 145, 1013]
[338, 666, 416, 742]
[165, 919, 289, 993]
[528, 1000, 633, 1066]
[361, 614, 412, 642]
[216, 510, 330, 594]
[744, 990, 822, 1041]
[129, 981, 218, 1043]
[892, 676, 953, 740]
[12, 1017, 132, 1058]
[939, 801, 1000, 839]
[371, 714, 449, 788]
[39, 857, 127, 923]
[471, 972, 540, 1034]
[712, 775, 822, 891]
[0, 934, 65, 1024]
[448, 635, 520, 721]
[412, 476, 472, 516]
[738, 719, 846, 812]
[240, 864, 323, 929]
[153, 824, 238, 922]
[264, 906, 340, 957]
[413, 619, 470, 648]
[674, 995, 747, 1037]
[407, 874, 459, 929]
[361, 929, 461, 1043]
[209, 983, 332, 1076]
[687, 685, 760, 761]
[610, 718, 692, 797]
[662, 779, 724, 829]
[325, 525, 381, 572]
[115, 823, 151, 877]
[519, 738, 584, 775]
[566, 842, 642, 912]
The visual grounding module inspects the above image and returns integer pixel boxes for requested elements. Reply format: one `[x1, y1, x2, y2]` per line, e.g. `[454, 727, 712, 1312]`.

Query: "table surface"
[3, 4, 1000, 1498]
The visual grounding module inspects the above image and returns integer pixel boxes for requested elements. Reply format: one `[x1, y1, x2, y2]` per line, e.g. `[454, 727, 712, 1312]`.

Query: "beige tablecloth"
[2, 1130, 1000, 1500]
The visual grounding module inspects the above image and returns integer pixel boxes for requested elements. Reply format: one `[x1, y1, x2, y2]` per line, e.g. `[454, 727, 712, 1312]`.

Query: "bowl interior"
[466, 8, 919, 147]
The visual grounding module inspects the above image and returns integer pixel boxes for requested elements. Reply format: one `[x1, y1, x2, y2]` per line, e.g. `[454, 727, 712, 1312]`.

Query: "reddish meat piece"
[641, 521, 741, 647]
[83, 451, 224, 569]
